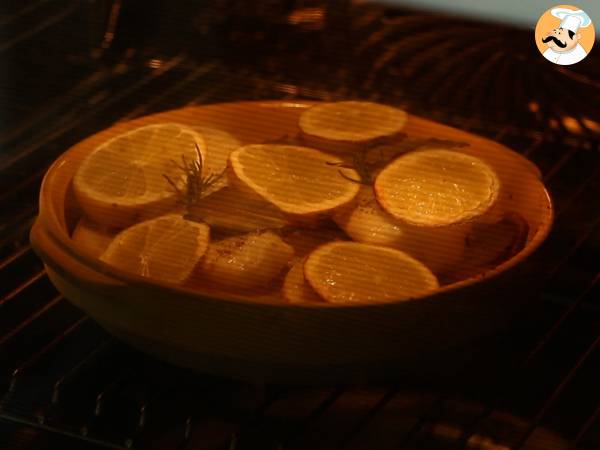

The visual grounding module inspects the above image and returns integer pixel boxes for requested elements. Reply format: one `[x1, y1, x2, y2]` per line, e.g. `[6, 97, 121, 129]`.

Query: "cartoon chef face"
[542, 27, 581, 52]
[538, 7, 593, 66]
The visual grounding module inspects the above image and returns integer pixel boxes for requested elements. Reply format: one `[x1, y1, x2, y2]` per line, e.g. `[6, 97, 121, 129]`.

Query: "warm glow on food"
[101, 213, 209, 284]
[228, 144, 360, 216]
[73, 123, 207, 229]
[375, 149, 500, 227]
[304, 241, 439, 304]
[299, 101, 407, 153]
[69, 101, 538, 305]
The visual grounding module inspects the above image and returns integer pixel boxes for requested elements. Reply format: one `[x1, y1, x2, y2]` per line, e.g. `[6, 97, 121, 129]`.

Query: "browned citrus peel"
[444, 212, 530, 282]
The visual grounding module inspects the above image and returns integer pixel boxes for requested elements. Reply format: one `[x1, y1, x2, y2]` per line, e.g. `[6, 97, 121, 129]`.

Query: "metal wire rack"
[1, 1, 599, 449]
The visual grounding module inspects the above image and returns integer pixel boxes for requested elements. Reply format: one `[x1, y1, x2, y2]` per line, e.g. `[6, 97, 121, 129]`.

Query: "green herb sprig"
[327, 136, 469, 185]
[326, 148, 378, 185]
[163, 142, 225, 209]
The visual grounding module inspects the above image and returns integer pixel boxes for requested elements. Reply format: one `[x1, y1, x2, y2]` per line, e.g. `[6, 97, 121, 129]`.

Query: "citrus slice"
[282, 258, 323, 304]
[332, 187, 467, 274]
[299, 101, 407, 153]
[101, 214, 209, 284]
[193, 125, 241, 196]
[74, 123, 207, 228]
[374, 149, 500, 227]
[228, 144, 360, 216]
[199, 231, 294, 291]
[72, 218, 114, 258]
[187, 186, 287, 233]
[304, 241, 439, 305]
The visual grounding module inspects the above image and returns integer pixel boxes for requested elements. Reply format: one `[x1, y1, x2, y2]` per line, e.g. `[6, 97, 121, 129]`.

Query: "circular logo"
[535, 5, 595, 65]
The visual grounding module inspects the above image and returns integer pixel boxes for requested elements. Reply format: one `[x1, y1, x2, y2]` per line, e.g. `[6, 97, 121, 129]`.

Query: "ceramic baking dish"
[30, 101, 553, 384]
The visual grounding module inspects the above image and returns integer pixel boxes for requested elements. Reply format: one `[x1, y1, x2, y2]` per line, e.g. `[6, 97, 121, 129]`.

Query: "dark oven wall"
[1, 1, 599, 450]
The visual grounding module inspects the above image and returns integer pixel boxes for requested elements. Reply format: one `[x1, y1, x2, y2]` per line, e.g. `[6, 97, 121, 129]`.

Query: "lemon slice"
[101, 214, 209, 284]
[375, 149, 500, 227]
[194, 126, 241, 196]
[282, 258, 323, 304]
[228, 144, 360, 216]
[332, 187, 467, 274]
[187, 186, 287, 232]
[299, 101, 407, 153]
[74, 123, 207, 229]
[199, 231, 294, 291]
[304, 241, 439, 304]
[72, 218, 114, 258]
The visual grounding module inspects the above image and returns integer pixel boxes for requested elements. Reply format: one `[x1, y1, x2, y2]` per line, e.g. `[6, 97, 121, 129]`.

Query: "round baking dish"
[30, 101, 553, 384]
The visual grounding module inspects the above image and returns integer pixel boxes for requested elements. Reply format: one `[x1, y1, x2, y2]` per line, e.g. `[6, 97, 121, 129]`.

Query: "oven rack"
[1, 1, 599, 449]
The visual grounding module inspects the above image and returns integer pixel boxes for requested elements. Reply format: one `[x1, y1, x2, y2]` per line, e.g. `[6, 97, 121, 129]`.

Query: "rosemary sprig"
[163, 142, 225, 209]
[392, 136, 469, 153]
[327, 136, 469, 185]
[326, 149, 377, 185]
[263, 133, 304, 145]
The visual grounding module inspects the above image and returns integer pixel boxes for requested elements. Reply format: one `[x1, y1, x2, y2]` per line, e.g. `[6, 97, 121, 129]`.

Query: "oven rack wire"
[1, 1, 599, 449]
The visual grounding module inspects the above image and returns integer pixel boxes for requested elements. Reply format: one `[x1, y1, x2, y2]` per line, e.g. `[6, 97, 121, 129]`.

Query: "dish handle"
[30, 217, 125, 291]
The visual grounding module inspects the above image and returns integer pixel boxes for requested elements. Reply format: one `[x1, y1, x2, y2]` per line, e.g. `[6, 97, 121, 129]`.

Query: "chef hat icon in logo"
[535, 5, 595, 65]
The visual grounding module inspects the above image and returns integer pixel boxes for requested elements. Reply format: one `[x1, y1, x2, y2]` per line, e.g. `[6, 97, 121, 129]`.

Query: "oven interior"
[1, 1, 600, 449]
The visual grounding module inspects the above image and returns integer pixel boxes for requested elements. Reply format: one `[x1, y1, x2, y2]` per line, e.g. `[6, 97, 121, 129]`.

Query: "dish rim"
[34, 100, 555, 309]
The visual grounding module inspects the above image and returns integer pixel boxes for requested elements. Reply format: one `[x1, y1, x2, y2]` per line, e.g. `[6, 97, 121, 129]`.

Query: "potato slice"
[188, 186, 287, 233]
[194, 125, 241, 196]
[72, 218, 115, 258]
[446, 212, 529, 281]
[282, 258, 323, 303]
[333, 187, 468, 275]
[199, 231, 294, 291]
